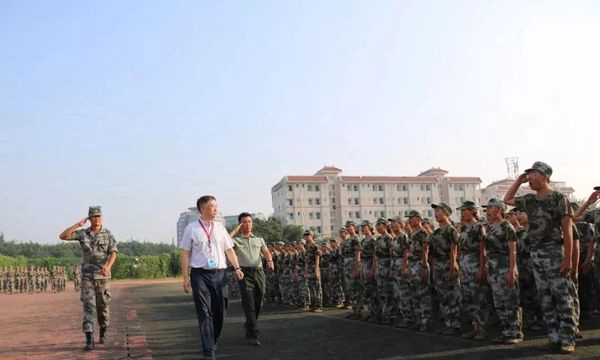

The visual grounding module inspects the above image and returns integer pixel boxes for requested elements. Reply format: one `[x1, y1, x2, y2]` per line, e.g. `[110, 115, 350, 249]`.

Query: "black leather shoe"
[99, 328, 107, 344]
[85, 332, 95, 351]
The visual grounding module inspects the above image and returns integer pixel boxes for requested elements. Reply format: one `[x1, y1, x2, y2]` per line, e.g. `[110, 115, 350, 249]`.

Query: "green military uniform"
[340, 222, 363, 313]
[65, 207, 118, 334]
[374, 218, 399, 325]
[360, 221, 378, 321]
[407, 217, 432, 330]
[305, 238, 323, 310]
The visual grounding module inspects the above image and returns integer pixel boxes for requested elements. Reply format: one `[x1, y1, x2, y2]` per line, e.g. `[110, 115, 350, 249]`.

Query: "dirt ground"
[3, 279, 600, 360]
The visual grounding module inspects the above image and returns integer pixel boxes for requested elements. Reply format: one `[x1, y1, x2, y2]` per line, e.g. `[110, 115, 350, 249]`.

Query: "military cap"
[276, 241, 285, 246]
[303, 229, 313, 237]
[407, 209, 422, 218]
[422, 217, 432, 224]
[376, 217, 388, 225]
[431, 202, 452, 215]
[482, 197, 506, 210]
[88, 206, 102, 217]
[594, 186, 600, 191]
[389, 216, 404, 222]
[338, 227, 348, 233]
[298, 239, 306, 245]
[329, 238, 338, 243]
[360, 220, 374, 228]
[524, 161, 552, 177]
[345, 220, 356, 227]
[456, 200, 477, 211]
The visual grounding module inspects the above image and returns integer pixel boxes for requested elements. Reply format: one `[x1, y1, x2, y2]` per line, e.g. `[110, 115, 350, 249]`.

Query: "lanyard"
[199, 220, 214, 252]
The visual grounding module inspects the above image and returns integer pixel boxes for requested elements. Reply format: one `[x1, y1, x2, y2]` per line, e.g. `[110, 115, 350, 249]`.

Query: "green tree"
[282, 224, 304, 244]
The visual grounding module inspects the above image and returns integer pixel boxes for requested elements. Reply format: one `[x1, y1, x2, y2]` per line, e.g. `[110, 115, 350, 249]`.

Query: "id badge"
[207, 257, 218, 269]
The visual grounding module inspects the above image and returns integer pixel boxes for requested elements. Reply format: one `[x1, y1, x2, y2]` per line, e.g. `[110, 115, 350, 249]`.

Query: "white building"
[271, 166, 482, 239]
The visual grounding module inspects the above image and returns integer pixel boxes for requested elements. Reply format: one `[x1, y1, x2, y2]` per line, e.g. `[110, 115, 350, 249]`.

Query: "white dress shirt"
[179, 219, 234, 269]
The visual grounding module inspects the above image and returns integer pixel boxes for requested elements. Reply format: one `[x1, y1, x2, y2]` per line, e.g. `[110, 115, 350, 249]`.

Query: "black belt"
[192, 268, 225, 273]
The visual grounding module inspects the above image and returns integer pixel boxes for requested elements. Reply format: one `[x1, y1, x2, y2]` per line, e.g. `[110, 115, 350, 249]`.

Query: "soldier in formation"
[0, 266, 59, 294]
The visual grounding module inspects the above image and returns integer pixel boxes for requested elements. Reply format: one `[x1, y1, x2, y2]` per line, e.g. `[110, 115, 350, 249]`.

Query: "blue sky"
[1, 1, 599, 243]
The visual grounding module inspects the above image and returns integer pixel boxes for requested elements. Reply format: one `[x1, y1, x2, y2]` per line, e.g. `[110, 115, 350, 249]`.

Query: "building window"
[380, 211, 385, 217]
[288, 199, 293, 206]
[354, 198, 360, 205]
[403, 197, 408, 204]
[289, 213, 294, 220]
[427, 197, 432, 204]
[317, 226, 321, 234]
[396, 184, 401, 191]
[353, 185, 359, 191]
[459, 184, 465, 191]
[332, 198, 336, 204]
[309, 212, 314, 220]
[333, 205, 336, 210]
[296, 184, 299, 188]
[420, 184, 425, 191]
[426, 184, 431, 191]
[355, 211, 361, 219]
[288, 185, 293, 192]
[349, 212, 353, 219]
[373, 198, 377, 204]
[348, 198, 352, 205]
[315, 185, 320, 191]
[316, 198, 321, 205]
[297, 212, 300, 216]
[372, 185, 377, 191]
[308, 199, 313, 205]
[307, 185, 313, 191]
[378, 185, 384, 191]
[403, 185, 408, 191]
[379, 197, 384, 204]
[316, 212, 321, 220]
[421, 198, 426, 204]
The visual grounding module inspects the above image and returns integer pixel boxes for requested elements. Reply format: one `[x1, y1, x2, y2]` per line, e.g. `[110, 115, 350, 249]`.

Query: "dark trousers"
[191, 268, 228, 356]
[239, 267, 266, 339]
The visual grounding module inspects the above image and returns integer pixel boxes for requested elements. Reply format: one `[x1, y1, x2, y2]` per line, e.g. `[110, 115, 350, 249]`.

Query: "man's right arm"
[573, 191, 600, 220]
[503, 173, 528, 206]
[59, 218, 88, 240]
[181, 249, 191, 293]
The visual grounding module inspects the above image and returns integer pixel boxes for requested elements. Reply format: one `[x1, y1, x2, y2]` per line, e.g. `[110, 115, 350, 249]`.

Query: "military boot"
[99, 328, 107, 344]
[85, 332, 95, 350]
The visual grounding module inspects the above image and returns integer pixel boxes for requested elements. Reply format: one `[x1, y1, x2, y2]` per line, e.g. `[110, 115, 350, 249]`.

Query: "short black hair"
[196, 195, 216, 211]
[238, 212, 252, 223]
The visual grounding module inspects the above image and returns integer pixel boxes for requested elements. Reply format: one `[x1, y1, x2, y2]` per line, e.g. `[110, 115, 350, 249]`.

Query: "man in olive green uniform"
[229, 212, 274, 346]
[59, 206, 118, 351]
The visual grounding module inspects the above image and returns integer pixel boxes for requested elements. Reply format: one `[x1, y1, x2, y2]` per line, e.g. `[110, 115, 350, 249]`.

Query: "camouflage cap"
[298, 239, 306, 245]
[329, 238, 338, 243]
[276, 241, 285, 246]
[390, 215, 404, 222]
[303, 229, 313, 237]
[431, 202, 452, 215]
[482, 197, 506, 210]
[338, 227, 348, 233]
[456, 200, 477, 211]
[376, 217, 388, 225]
[345, 220, 356, 227]
[524, 161, 552, 177]
[88, 206, 102, 217]
[407, 209, 422, 218]
[360, 220, 374, 228]
[422, 217, 432, 224]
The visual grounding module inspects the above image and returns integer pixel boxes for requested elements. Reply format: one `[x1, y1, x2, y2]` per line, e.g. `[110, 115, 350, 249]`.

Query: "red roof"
[447, 177, 482, 184]
[315, 166, 342, 175]
[418, 167, 449, 176]
[340, 176, 437, 184]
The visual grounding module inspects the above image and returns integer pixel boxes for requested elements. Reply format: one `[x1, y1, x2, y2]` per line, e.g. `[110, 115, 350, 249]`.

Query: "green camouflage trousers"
[362, 259, 379, 319]
[377, 259, 399, 322]
[487, 255, 523, 339]
[459, 253, 490, 327]
[306, 269, 322, 309]
[518, 255, 541, 325]
[342, 258, 363, 311]
[432, 259, 461, 329]
[328, 264, 345, 305]
[530, 245, 577, 346]
[294, 275, 310, 307]
[392, 258, 413, 325]
[81, 277, 111, 333]
[409, 261, 432, 326]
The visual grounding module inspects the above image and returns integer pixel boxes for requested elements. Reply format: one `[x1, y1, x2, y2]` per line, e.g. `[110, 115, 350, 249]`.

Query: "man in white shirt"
[180, 195, 244, 360]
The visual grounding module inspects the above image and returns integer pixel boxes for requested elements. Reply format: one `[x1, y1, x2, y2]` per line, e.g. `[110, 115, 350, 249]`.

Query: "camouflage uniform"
[328, 244, 345, 306]
[393, 231, 413, 327]
[281, 251, 294, 305]
[408, 227, 432, 327]
[458, 221, 490, 328]
[295, 249, 310, 307]
[320, 248, 332, 306]
[486, 220, 523, 340]
[429, 224, 462, 331]
[576, 220, 596, 320]
[361, 235, 378, 321]
[515, 192, 577, 346]
[65, 226, 118, 333]
[340, 234, 363, 311]
[305, 243, 323, 310]
[516, 226, 541, 328]
[374, 232, 399, 324]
